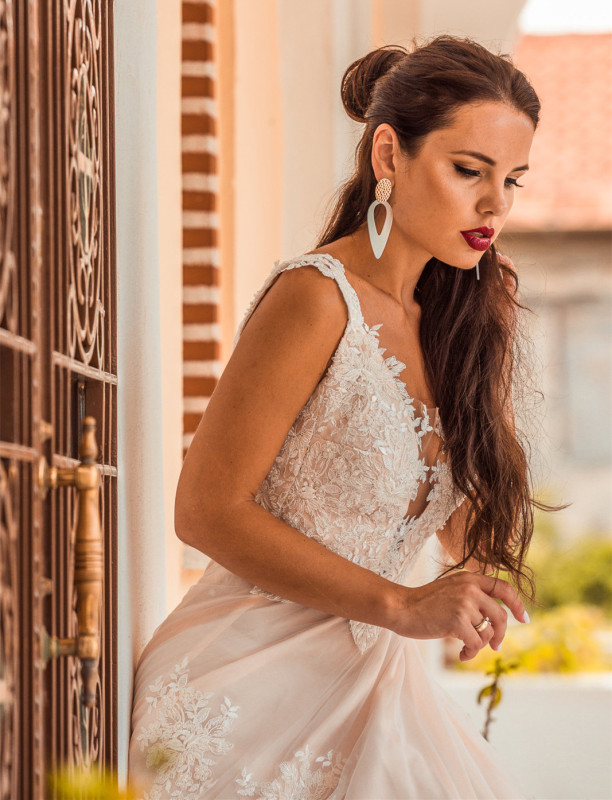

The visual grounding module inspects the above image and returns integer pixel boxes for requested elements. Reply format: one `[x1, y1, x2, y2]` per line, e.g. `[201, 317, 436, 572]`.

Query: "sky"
[519, 0, 612, 34]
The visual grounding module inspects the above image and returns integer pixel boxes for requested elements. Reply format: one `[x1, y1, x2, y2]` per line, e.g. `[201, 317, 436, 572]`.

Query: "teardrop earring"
[367, 178, 393, 259]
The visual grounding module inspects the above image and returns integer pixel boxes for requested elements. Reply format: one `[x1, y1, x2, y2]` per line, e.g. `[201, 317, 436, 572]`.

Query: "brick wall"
[181, 0, 220, 457]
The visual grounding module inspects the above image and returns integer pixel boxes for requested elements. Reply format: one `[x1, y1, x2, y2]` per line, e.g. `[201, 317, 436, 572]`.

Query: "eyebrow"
[450, 150, 529, 172]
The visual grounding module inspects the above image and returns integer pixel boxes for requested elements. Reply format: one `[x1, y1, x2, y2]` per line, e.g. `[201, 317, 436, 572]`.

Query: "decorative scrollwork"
[0, 459, 19, 800]
[0, 0, 17, 334]
[66, 0, 104, 366]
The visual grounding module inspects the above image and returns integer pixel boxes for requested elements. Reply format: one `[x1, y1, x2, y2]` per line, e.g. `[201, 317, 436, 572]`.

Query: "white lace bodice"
[233, 253, 465, 652]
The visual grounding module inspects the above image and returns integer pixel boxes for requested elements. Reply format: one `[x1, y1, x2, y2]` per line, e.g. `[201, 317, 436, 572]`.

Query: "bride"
[129, 35, 553, 799]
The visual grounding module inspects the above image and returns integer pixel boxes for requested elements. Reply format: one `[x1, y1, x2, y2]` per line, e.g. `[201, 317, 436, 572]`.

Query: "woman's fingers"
[479, 597, 508, 651]
[476, 574, 529, 624]
[474, 597, 508, 650]
[461, 617, 494, 662]
[460, 580, 519, 659]
[460, 610, 500, 661]
[457, 580, 514, 660]
[396, 572, 530, 662]
[458, 615, 485, 661]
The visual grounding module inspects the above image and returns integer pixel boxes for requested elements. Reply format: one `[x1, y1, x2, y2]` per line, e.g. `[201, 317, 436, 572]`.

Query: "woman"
[129, 35, 549, 799]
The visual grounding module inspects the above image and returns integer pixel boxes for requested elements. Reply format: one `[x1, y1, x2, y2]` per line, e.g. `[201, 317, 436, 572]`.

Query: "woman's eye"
[454, 163, 525, 189]
[454, 164, 480, 178]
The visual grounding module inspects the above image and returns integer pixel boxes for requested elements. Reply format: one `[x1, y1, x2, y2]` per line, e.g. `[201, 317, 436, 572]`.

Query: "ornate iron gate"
[0, 1, 117, 796]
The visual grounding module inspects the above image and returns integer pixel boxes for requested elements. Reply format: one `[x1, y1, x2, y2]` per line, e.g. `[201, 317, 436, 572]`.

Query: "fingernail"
[522, 610, 530, 624]
[493, 643, 502, 651]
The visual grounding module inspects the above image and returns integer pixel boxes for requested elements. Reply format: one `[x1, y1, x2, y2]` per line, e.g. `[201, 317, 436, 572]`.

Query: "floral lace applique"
[135, 656, 239, 798]
[237, 254, 466, 652]
[236, 744, 345, 799]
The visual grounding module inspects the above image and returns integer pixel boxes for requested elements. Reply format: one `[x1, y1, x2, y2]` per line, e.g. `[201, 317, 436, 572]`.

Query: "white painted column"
[233, 0, 283, 320]
[114, 0, 167, 782]
[331, 0, 373, 189]
[157, 0, 184, 616]
[417, 0, 528, 49]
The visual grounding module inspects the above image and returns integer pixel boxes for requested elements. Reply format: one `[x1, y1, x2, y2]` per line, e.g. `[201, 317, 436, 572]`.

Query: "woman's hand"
[387, 572, 529, 661]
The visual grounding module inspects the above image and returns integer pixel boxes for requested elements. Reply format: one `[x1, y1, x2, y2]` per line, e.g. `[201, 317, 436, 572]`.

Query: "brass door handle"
[38, 416, 103, 708]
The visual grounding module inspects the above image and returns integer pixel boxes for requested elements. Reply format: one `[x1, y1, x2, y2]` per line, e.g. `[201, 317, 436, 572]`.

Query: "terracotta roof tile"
[507, 33, 612, 231]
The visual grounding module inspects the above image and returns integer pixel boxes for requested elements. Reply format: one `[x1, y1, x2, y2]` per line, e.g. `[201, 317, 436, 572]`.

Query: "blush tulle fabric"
[128, 254, 526, 799]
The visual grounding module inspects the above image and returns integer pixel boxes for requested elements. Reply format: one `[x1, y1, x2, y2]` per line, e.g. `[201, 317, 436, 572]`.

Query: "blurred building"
[502, 33, 612, 538]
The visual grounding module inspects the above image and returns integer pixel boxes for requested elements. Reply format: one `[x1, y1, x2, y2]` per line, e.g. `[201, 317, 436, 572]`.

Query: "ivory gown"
[128, 253, 526, 799]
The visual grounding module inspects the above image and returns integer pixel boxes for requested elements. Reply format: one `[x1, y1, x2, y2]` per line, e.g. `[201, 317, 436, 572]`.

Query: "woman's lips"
[461, 231, 491, 251]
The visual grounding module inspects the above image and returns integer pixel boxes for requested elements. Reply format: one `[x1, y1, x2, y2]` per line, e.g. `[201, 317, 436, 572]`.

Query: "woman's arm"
[175, 266, 400, 626]
[175, 265, 527, 658]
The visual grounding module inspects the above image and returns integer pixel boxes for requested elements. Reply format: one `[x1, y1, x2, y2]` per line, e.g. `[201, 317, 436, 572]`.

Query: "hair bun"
[341, 45, 408, 123]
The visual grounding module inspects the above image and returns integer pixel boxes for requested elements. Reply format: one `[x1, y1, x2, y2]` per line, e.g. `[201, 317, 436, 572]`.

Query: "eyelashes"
[453, 163, 525, 188]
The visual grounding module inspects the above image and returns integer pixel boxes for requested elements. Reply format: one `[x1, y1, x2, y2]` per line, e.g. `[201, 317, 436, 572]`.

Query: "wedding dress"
[128, 253, 525, 799]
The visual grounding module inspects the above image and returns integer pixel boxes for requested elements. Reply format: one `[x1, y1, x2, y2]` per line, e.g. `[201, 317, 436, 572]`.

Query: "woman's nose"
[477, 184, 509, 219]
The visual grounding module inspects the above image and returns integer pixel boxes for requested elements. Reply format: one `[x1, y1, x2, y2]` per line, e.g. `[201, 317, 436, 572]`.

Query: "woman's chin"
[434, 256, 483, 271]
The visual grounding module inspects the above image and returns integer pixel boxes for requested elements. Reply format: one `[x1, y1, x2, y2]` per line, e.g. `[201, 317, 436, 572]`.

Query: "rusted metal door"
[0, 1, 117, 797]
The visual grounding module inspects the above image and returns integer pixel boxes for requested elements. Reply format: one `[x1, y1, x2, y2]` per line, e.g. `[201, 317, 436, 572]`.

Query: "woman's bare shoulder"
[174, 261, 352, 533]
[241, 258, 350, 342]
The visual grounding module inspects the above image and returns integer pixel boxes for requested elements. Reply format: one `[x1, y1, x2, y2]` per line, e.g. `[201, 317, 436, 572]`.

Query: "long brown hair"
[316, 35, 560, 599]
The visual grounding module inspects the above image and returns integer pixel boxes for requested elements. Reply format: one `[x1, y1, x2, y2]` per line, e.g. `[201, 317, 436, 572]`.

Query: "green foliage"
[456, 512, 612, 674]
[477, 657, 520, 740]
[478, 682, 502, 708]
[528, 525, 612, 617]
[458, 603, 612, 673]
[483, 658, 520, 678]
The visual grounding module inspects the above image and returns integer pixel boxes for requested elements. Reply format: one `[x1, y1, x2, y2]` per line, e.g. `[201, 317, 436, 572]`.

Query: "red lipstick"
[460, 226, 494, 252]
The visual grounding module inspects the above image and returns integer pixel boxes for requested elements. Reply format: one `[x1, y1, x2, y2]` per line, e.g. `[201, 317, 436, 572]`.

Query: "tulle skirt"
[128, 561, 525, 799]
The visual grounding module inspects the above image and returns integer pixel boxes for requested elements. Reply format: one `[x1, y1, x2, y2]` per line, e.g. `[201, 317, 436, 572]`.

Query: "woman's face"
[374, 100, 535, 269]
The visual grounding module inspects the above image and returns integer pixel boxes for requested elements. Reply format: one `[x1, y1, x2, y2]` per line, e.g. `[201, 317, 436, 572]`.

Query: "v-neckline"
[363, 319, 439, 424]
[306, 252, 439, 418]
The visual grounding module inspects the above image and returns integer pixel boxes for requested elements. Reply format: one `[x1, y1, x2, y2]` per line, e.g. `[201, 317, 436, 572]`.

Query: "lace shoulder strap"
[233, 253, 365, 349]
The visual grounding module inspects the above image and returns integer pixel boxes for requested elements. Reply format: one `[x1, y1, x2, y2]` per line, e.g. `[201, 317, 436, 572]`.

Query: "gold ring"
[474, 616, 491, 633]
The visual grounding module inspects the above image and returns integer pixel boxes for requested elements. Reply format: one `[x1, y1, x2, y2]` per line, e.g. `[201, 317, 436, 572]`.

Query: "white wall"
[115, 0, 167, 783]
[157, 0, 184, 617]
[232, 0, 284, 326]
[439, 672, 612, 800]
[418, 0, 527, 50]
